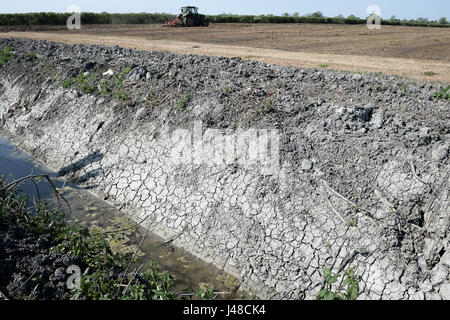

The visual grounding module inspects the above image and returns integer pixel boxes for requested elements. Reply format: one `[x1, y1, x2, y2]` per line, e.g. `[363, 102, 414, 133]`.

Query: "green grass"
[434, 86, 450, 100]
[318, 64, 329, 68]
[375, 85, 386, 92]
[398, 84, 408, 94]
[62, 78, 74, 88]
[264, 99, 272, 113]
[423, 71, 438, 76]
[61, 67, 133, 102]
[0, 46, 14, 65]
[114, 90, 129, 101]
[347, 219, 358, 227]
[177, 93, 191, 111]
[28, 51, 37, 61]
[76, 72, 99, 94]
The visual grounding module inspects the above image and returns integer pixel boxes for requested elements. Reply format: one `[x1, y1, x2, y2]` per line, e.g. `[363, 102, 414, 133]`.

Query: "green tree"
[439, 17, 448, 24]
[311, 11, 323, 18]
[416, 17, 429, 24]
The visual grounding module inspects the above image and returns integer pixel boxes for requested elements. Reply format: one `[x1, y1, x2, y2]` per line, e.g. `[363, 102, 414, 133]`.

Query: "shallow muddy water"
[0, 135, 247, 299]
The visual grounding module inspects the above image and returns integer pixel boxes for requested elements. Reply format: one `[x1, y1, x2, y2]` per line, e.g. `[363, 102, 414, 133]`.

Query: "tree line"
[0, 11, 448, 27]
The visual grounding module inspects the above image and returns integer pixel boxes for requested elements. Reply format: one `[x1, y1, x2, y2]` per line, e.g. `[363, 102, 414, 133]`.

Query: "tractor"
[165, 6, 209, 27]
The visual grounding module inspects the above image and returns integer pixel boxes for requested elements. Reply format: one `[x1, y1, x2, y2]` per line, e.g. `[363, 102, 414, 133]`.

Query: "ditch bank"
[0, 38, 449, 300]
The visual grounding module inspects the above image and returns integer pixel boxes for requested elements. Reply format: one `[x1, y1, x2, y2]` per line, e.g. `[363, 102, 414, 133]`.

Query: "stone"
[432, 145, 448, 162]
[301, 159, 313, 171]
[440, 283, 450, 300]
[441, 251, 450, 267]
[103, 69, 114, 76]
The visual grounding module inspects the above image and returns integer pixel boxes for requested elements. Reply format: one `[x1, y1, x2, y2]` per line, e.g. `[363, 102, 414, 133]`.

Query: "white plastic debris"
[418, 254, 428, 273]
[103, 69, 114, 76]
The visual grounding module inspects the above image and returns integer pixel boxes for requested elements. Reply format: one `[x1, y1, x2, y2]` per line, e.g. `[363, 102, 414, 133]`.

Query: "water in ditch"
[0, 135, 248, 300]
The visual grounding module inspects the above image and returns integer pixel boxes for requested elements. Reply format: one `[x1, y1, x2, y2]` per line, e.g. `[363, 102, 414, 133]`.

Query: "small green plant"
[398, 84, 408, 94]
[0, 46, 14, 65]
[28, 51, 37, 61]
[263, 99, 272, 113]
[114, 90, 129, 101]
[317, 268, 361, 300]
[100, 67, 131, 97]
[63, 78, 74, 88]
[434, 86, 450, 100]
[177, 93, 191, 111]
[121, 67, 132, 75]
[318, 64, 329, 68]
[198, 285, 214, 300]
[375, 85, 385, 92]
[423, 71, 438, 76]
[45, 63, 55, 73]
[101, 83, 112, 95]
[75, 72, 99, 94]
[347, 219, 358, 227]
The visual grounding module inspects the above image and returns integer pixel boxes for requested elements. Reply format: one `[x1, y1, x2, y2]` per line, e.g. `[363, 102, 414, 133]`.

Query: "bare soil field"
[1, 23, 450, 81]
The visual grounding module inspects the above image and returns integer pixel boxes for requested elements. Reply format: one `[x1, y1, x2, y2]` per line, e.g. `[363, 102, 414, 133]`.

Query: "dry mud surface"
[1, 23, 450, 81]
[0, 38, 449, 300]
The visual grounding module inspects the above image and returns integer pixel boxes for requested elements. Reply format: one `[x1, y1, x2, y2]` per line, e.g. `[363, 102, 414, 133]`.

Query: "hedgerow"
[0, 12, 448, 28]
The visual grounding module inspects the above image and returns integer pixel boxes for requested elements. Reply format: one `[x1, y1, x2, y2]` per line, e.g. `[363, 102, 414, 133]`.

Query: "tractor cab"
[181, 6, 198, 15]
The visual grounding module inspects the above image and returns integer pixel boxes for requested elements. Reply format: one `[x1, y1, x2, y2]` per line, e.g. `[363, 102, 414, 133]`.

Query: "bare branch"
[1, 174, 71, 213]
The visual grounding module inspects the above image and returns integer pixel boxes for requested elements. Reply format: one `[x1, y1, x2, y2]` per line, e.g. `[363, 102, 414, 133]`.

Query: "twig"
[409, 160, 447, 230]
[176, 291, 231, 297]
[330, 225, 351, 272]
[326, 198, 347, 224]
[11, 266, 39, 295]
[374, 189, 402, 231]
[160, 225, 189, 247]
[0, 290, 8, 300]
[28, 283, 39, 300]
[321, 179, 374, 218]
[2, 174, 71, 213]
[159, 93, 173, 105]
[122, 264, 144, 297]
[30, 179, 41, 202]
[374, 189, 397, 213]
[409, 159, 429, 186]
[338, 251, 359, 274]
[124, 215, 156, 276]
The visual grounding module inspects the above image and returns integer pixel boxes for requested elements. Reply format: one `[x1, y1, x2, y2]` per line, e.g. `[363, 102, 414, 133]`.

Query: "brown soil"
[1, 23, 449, 82]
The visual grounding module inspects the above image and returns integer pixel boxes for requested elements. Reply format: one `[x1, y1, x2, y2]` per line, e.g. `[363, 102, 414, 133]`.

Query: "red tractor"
[165, 6, 209, 27]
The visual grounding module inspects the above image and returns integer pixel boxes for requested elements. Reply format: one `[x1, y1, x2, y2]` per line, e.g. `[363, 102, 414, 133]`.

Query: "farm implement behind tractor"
[164, 6, 209, 27]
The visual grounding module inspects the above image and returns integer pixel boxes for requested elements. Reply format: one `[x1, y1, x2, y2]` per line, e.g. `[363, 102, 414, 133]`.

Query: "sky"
[1, 0, 449, 20]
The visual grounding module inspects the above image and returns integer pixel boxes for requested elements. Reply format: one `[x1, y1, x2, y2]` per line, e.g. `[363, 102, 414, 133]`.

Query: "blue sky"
[2, 1, 449, 20]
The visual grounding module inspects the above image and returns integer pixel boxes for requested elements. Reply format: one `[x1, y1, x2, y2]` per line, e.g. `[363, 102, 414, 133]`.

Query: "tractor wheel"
[184, 15, 195, 27]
